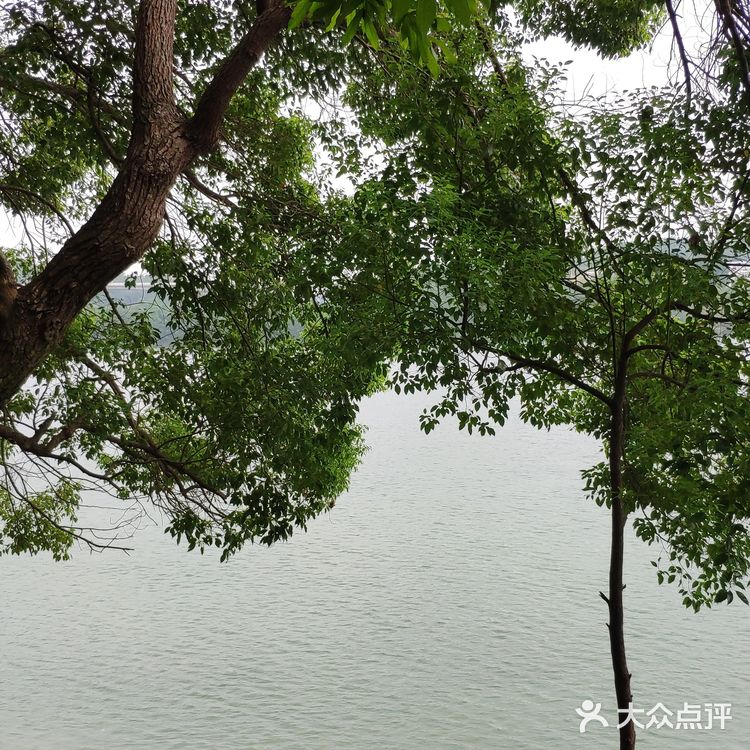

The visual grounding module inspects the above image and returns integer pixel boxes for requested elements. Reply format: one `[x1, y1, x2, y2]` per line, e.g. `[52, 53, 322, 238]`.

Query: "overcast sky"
[523, 0, 711, 102]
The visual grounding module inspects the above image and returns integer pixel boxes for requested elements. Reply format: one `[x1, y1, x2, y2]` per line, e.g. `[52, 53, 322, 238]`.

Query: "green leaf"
[289, 0, 312, 29]
[446, 0, 472, 25]
[324, 7, 342, 32]
[391, 0, 411, 23]
[415, 33, 439, 77]
[423, 45, 440, 77]
[341, 10, 362, 45]
[434, 38, 458, 64]
[416, 0, 436, 34]
[362, 17, 381, 48]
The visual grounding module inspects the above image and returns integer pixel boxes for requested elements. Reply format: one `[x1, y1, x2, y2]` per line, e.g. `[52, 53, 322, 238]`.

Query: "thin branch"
[80, 357, 228, 501]
[0, 183, 75, 236]
[711, 170, 750, 263]
[672, 301, 749, 323]
[715, 0, 750, 107]
[625, 344, 674, 358]
[557, 168, 624, 278]
[485, 351, 613, 408]
[629, 371, 685, 387]
[182, 169, 238, 208]
[666, 0, 693, 108]
[87, 80, 124, 165]
[20, 492, 134, 553]
[475, 21, 509, 86]
[0, 422, 111, 480]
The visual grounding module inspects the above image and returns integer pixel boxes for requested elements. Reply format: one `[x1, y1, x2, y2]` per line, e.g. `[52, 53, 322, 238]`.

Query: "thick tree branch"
[0, 253, 18, 325]
[0, 0, 288, 409]
[188, 0, 291, 152]
[132, 0, 178, 128]
[623, 308, 663, 345]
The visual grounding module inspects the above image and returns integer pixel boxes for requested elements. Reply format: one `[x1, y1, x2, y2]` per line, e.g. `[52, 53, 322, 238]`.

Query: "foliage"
[0, 0, 392, 557]
[292, 25, 750, 609]
[1, 0, 749, 600]
[516, 0, 664, 57]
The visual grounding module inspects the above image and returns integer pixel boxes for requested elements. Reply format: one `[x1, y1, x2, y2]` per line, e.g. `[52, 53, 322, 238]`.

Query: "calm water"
[1, 390, 748, 749]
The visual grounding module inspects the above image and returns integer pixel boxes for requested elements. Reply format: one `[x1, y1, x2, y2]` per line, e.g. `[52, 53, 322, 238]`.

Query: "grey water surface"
[1, 390, 748, 749]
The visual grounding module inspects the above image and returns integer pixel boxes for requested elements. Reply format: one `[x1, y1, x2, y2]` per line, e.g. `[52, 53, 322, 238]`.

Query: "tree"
[296, 15, 750, 750]
[0, 0, 663, 551]
[2, 2, 746, 747]
[0, 0, 487, 555]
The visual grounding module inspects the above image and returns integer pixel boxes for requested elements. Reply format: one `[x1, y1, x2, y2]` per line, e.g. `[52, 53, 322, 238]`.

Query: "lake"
[1, 389, 747, 748]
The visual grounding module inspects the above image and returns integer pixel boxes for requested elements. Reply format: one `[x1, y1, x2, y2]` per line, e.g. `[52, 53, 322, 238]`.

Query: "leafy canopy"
[290, 22, 750, 609]
[3, 0, 748, 588]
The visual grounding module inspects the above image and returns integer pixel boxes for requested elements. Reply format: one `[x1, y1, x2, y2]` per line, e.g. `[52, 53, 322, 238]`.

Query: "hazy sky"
[523, 0, 711, 102]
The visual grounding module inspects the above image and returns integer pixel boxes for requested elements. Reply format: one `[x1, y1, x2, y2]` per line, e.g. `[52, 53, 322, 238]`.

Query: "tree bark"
[607, 348, 635, 750]
[0, 0, 291, 407]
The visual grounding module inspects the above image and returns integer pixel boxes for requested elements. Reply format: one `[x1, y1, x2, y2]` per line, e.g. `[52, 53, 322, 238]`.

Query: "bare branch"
[666, 0, 693, 108]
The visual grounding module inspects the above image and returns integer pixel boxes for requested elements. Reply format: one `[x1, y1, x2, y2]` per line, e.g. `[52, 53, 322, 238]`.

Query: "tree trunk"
[0, 124, 192, 404]
[607, 351, 635, 750]
[0, 0, 291, 408]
